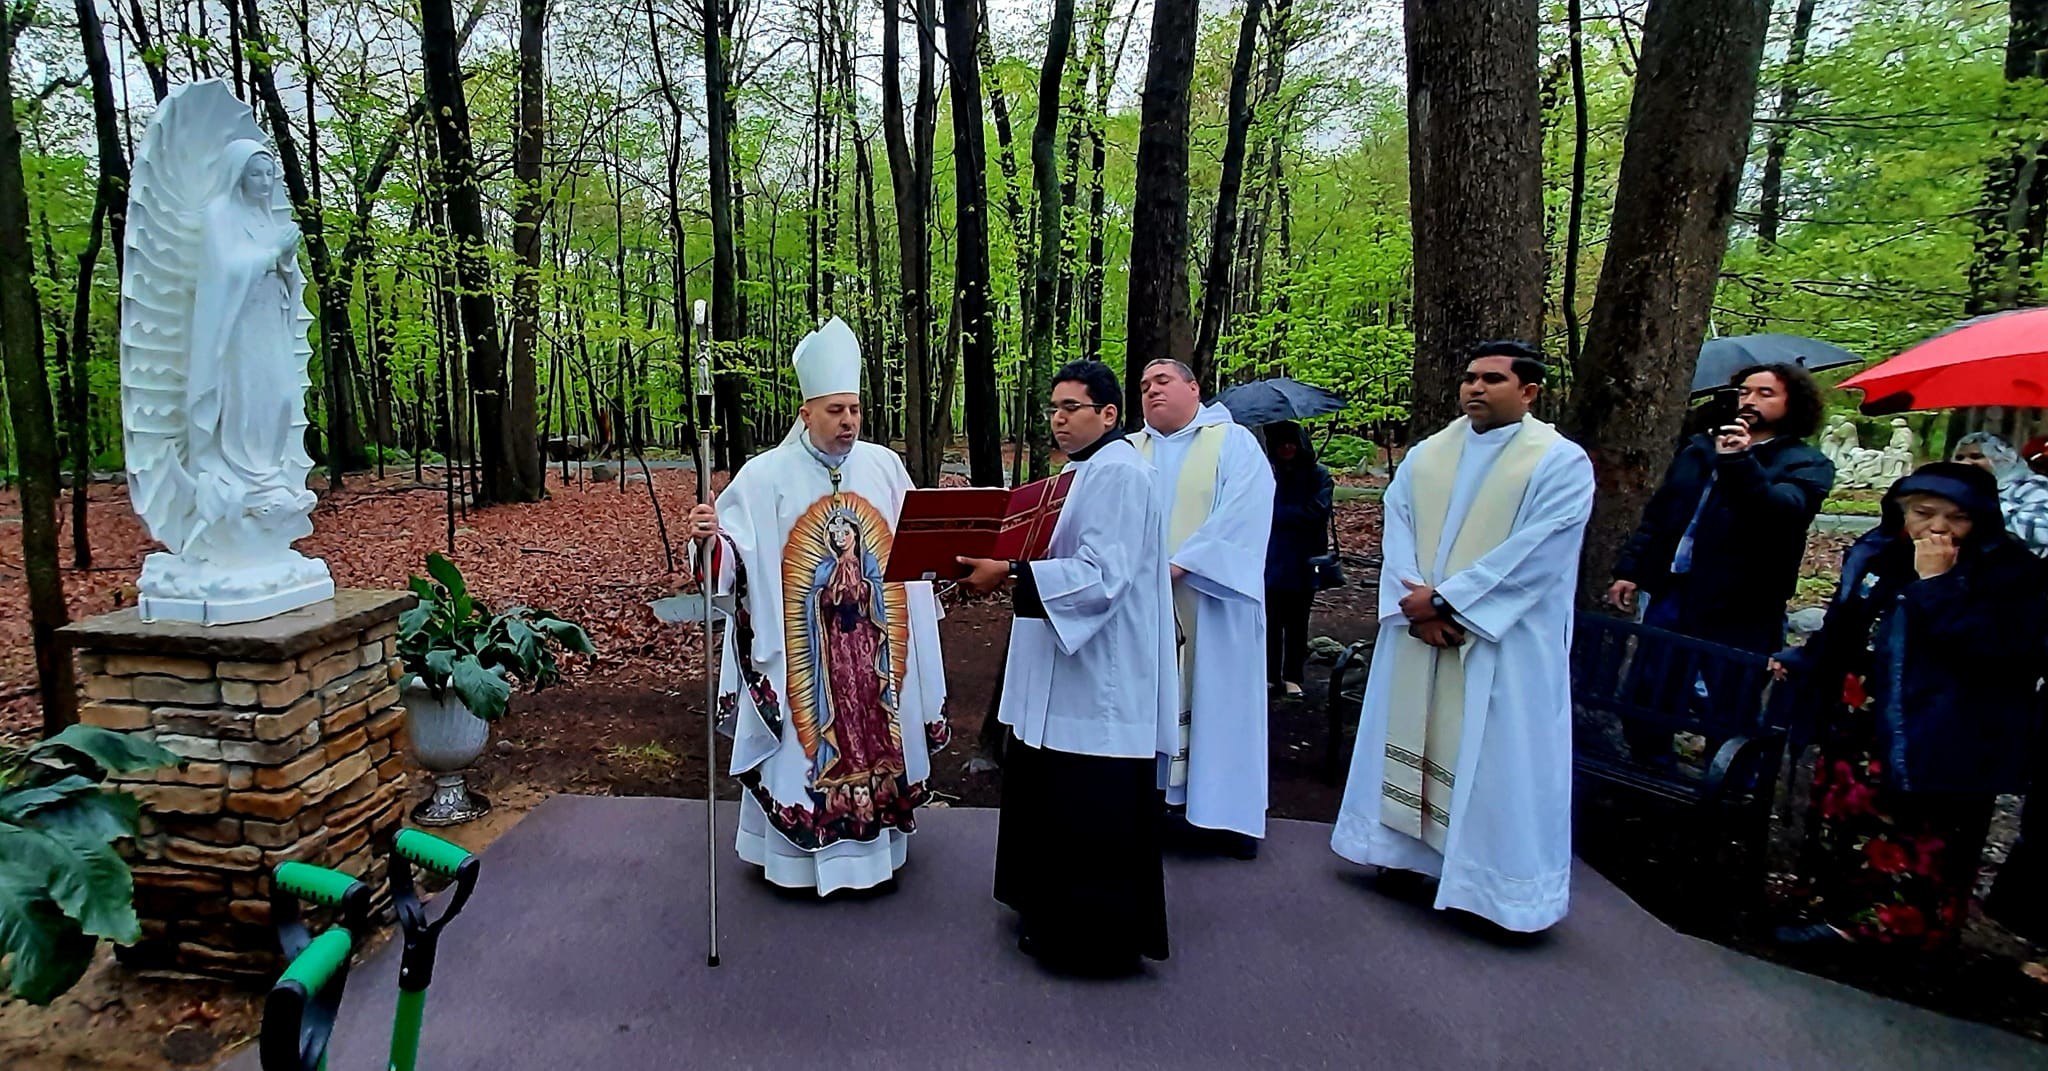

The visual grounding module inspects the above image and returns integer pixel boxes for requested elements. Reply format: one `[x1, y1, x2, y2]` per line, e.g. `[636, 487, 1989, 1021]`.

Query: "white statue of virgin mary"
[121, 81, 332, 624]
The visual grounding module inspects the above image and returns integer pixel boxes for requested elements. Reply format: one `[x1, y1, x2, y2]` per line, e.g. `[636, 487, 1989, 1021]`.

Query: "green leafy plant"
[1, 725, 177, 1004]
[398, 553, 595, 722]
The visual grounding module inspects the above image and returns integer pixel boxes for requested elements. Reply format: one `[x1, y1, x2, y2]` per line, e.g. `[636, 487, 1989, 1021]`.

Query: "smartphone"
[1694, 387, 1741, 435]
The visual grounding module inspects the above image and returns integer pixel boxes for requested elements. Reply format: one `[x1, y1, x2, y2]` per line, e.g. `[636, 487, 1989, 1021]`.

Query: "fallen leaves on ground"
[0, 467, 726, 737]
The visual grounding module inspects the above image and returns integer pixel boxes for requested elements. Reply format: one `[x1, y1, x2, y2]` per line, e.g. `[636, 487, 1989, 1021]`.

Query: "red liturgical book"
[885, 470, 1078, 581]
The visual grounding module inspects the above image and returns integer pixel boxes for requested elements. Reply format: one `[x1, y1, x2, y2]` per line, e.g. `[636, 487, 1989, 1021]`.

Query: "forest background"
[1, 0, 2045, 731]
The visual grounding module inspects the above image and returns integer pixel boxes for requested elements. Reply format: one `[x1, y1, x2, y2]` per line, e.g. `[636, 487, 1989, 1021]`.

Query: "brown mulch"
[0, 466, 721, 738]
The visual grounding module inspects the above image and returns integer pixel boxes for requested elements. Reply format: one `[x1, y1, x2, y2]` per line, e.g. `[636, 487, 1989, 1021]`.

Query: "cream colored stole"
[1135, 424, 1227, 789]
[1379, 417, 1558, 852]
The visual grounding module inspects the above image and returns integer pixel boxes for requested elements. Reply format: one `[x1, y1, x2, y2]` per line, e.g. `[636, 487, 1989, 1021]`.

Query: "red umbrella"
[1840, 307, 2048, 413]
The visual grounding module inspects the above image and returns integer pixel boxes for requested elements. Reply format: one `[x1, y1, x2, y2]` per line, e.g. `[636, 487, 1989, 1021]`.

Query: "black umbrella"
[1691, 333, 1862, 394]
[1212, 377, 1345, 425]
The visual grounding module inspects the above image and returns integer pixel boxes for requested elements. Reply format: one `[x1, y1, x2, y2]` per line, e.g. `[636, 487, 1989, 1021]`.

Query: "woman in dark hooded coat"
[1774, 462, 2047, 950]
[1263, 421, 1334, 696]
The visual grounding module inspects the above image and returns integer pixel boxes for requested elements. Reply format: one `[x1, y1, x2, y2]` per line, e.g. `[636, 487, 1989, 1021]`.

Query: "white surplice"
[1330, 418, 1593, 932]
[1139, 404, 1276, 839]
[705, 433, 949, 895]
[996, 434, 1177, 761]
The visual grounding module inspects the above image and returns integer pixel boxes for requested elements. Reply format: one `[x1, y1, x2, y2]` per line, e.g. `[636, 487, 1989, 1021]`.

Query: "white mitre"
[793, 317, 862, 400]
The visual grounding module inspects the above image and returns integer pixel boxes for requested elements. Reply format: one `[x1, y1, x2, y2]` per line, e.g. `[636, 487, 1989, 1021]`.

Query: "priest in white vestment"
[1330, 342, 1593, 933]
[959, 359, 1177, 974]
[689, 318, 950, 896]
[1135, 359, 1275, 856]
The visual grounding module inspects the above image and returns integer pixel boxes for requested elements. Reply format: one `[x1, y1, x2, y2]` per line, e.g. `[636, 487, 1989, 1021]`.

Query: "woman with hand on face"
[1771, 463, 2047, 951]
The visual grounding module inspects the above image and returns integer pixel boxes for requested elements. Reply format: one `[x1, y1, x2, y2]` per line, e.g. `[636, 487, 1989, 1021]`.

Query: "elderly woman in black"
[1263, 421, 1334, 697]
[1774, 463, 2047, 950]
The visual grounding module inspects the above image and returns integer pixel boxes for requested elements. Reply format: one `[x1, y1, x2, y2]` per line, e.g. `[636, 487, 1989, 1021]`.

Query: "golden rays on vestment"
[781, 492, 909, 765]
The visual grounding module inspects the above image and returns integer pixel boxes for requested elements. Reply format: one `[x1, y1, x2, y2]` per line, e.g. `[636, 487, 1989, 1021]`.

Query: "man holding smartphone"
[1607, 363, 1836, 749]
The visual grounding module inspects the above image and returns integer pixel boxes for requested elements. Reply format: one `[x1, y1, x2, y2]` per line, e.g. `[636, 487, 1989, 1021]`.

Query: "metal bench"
[1323, 614, 1793, 869]
[1569, 614, 1795, 911]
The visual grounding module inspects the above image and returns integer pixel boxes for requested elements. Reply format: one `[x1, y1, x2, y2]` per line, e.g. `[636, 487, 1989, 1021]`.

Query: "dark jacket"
[1615, 434, 1835, 650]
[1790, 464, 2047, 795]
[1264, 423, 1334, 592]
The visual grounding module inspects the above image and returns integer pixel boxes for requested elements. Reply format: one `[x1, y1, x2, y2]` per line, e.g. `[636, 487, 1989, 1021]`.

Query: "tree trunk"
[1085, 0, 1140, 367]
[239, 0, 365, 480]
[1403, 0, 1546, 434]
[420, 0, 516, 505]
[1191, 0, 1264, 385]
[1967, 0, 2048, 315]
[1124, 0, 1198, 422]
[854, 120, 892, 443]
[0, 7, 76, 733]
[503, 0, 549, 500]
[1033, 0, 1078, 441]
[68, 0, 131, 568]
[944, 0, 1004, 485]
[980, 0, 1032, 337]
[1569, 0, 1772, 606]
[1754, 0, 1818, 250]
[884, 0, 939, 483]
[702, 0, 750, 469]
[1052, 52, 1085, 358]
[1561, 0, 1589, 373]
[122, 0, 170, 102]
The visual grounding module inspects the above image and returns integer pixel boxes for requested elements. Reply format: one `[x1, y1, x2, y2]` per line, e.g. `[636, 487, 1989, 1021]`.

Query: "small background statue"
[120, 81, 332, 624]
[1819, 415, 1860, 469]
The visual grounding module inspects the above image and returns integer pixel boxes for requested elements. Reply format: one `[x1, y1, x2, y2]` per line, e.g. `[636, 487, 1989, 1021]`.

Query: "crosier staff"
[693, 298, 721, 968]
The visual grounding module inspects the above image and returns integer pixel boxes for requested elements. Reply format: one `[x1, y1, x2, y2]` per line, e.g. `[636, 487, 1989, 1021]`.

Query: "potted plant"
[398, 553, 593, 825]
[2, 725, 177, 1004]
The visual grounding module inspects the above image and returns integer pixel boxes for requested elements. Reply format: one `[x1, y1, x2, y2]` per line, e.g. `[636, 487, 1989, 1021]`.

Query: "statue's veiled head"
[212, 139, 278, 209]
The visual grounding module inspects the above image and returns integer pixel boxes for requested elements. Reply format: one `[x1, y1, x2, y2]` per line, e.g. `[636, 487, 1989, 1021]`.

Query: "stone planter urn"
[403, 681, 492, 826]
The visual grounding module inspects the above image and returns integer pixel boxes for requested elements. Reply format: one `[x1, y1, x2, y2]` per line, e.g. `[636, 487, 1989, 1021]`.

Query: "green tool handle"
[280, 928, 353, 993]
[394, 829, 473, 879]
[389, 987, 427, 1071]
[261, 929, 353, 1071]
[275, 862, 367, 909]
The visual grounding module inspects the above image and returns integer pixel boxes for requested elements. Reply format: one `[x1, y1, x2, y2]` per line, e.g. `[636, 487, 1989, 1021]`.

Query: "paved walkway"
[225, 796, 2044, 1070]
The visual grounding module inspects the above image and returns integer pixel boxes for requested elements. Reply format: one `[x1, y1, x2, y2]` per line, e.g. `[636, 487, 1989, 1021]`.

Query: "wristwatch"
[1008, 560, 1022, 580]
[1429, 593, 1454, 618]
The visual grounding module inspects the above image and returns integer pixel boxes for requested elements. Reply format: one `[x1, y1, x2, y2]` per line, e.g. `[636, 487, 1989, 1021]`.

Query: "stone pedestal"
[56, 590, 416, 978]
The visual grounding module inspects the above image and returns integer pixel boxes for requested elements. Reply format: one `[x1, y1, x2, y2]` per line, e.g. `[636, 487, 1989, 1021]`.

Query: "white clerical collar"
[1466, 419, 1525, 444]
[1149, 405, 1222, 441]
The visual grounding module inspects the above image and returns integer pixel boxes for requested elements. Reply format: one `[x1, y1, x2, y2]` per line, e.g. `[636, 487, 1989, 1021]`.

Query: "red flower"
[1908, 835, 1948, 877]
[1875, 903, 1926, 937]
[1842, 674, 1869, 709]
[1863, 838, 1909, 874]
[1839, 782, 1878, 817]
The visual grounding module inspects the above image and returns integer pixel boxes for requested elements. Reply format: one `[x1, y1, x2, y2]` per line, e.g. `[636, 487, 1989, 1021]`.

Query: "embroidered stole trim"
[1379, 417, 1558, 852]
[1136, 424, 1227, 790]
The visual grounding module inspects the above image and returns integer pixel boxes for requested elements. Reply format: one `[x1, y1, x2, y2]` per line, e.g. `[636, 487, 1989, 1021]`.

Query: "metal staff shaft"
[694, 301, 720, 968]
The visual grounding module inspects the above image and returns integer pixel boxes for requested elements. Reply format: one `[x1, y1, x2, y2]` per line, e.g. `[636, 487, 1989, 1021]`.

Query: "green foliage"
[1320, 434, 1372, 470]
[1, 726, 177, 1005]
[398, 553, 595, 722]
[1714, 0, 2017, 361]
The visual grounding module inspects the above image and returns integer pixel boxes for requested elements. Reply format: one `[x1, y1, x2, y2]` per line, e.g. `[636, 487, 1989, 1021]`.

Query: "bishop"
[690, 318, 950, 895]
